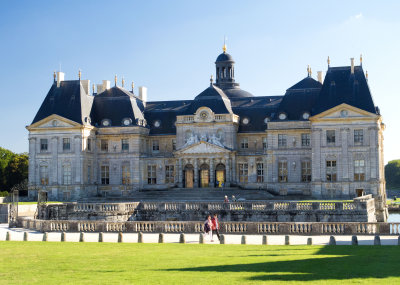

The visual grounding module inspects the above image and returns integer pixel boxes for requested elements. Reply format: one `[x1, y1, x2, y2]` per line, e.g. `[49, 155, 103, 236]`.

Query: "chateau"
[26, 46, 387, 221]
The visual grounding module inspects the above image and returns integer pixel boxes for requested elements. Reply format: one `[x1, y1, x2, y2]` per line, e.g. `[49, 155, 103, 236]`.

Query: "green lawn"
[0, 242, 399, 284]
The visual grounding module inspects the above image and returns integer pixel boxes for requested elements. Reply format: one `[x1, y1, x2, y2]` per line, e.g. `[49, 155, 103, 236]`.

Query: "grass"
[1, 242, 400, 284]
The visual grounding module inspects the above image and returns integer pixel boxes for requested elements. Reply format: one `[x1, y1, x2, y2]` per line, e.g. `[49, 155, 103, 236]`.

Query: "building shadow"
[163, 246, 400, 282]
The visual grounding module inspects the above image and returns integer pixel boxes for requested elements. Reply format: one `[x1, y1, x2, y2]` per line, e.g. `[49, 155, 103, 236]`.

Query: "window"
[172, 139, 176, 151]
[326, 130, 335, 144]
[354, 129, 363, 144]
[122, 165, 130, 184]
[40, 139, 48, 152]
[326, 160, 337, 182]
[87, 165, 91, 183]
[301, 161, 312, 182]
[354, 159, 365, 181]
[101, 140, 108, 152]
[62, 138, 70, 151]
[278, 161, 288, 182]
[278, 134, 287, 148]
[121, 139, 129, 152]
[262, 137, 267, 150]
[257, 163, 264, 183]
[239, 163, 248, 182]
[240, 138, 248, 149]
[101, 165, 109, 185]
[147, 165, 157, 184]
[165, 165, 175, 183]
[63, 164, 72, 185]
[301, 134, 310, 147]
[152, 140, 159, 152]
[87, 138, 92, 151]
[39, 165, 49, 185]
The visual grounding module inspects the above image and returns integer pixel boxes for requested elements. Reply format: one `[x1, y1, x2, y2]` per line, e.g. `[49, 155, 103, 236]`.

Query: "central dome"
[216, 52, 234, 62]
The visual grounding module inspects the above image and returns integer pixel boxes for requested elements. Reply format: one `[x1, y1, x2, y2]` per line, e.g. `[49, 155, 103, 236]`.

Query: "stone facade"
[26, 49, 388, 222]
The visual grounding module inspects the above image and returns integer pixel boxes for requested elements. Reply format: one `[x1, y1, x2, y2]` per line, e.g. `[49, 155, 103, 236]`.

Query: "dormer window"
[102, 119, 111, 127]
[153, 120, 161, 128]
[302, 112, 310, 120]
[264, 117, 270, 124]
[242, 117, 250, 125]
[278, 113, 287, 120]
[122, 118, 132, 126]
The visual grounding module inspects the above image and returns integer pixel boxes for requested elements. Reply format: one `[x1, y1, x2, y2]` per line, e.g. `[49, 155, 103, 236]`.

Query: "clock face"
[242, 118, 249, 125]
[200, 111, 209, 120]
[279, 113, 287, 120]
[302, 112, 310, 120]
[154, 120, 161, 128]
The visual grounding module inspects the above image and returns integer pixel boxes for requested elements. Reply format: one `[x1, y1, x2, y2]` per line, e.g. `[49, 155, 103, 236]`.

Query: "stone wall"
[41, 196, 376, 223]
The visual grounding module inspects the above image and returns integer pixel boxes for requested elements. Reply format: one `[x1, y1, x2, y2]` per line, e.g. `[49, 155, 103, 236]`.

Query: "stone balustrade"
[18, 217, 399, 236]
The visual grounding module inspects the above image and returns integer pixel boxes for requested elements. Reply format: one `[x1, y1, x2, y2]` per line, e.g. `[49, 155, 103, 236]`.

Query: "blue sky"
[0, 1, 399, 163]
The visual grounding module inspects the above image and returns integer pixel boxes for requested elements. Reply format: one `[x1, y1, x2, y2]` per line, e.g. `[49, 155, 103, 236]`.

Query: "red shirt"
[211, 217, 219, 230]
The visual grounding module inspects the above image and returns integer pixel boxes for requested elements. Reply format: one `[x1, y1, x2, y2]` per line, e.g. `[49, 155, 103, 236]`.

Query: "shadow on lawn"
[164, 246, 400, 282]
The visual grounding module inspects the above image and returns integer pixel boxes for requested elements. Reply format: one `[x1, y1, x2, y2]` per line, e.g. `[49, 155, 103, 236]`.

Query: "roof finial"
[360, 54, 363, 66]
[210, 74, 213, 86]
[122, 76, 125, 88]
[78, 69, 81, 80]
[53, 71, 56, 82]
[131, 81, 134, 92]
[366, 70, 368, 81]
[309, 67, 312, 77]
[327, 56, 331, 67]
[222, 36, 227, 53]
[114, 74, 117, 86]
[307, 65, 310, 77]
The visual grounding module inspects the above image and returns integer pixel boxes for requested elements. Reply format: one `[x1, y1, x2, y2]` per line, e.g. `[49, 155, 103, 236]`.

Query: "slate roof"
[31, 62, 378, 136]
[90, 86, 145, 127]
[183, 84, 233, 115]
[31, 80, 93, 125]
[277, 76, 322, 121]
[312, 66, 376, 115]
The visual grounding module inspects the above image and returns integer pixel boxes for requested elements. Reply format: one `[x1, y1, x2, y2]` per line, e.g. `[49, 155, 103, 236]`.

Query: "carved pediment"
[310, 103, 378, 121]
[176, 141, 231, 155]
[27, 114, 82, 130]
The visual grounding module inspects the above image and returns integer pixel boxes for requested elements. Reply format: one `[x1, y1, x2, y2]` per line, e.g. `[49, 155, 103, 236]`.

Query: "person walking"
[211, 213, 220, 241]
[204, 215, 213, 242]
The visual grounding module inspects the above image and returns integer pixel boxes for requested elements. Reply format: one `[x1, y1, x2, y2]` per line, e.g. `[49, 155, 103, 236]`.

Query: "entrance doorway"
[200, 164, 209, 188]
[184, 164, 194, 188]
[215, 163, 225, 187]
[356, 189, 364, 197]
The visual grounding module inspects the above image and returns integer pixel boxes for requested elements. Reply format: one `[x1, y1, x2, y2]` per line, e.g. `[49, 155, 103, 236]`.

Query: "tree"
[4, 153, 28, 191]
[385, 160, 400, 189]
[0, 147, 15, 190]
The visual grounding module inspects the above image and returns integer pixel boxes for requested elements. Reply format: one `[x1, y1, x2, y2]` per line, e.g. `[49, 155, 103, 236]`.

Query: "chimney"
[102, 80, 110, 90]
[350, 58, 354, 74]
[81, 80, 90, 95]
[139, 86, 147, 107]
[96, 84, 103, 94]
[56, 71, 65, 88]
[317, 71, 323, 84]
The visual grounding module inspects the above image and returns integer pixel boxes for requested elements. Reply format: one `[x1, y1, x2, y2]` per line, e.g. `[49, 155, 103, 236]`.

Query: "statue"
[210, 134, 224, 147]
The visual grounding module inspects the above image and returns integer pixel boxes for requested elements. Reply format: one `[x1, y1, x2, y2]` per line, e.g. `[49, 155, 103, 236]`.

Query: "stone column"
[178, 158, 183, 187]
[341, 128, 349, 181]
[311, 128, 322, 182]
[28, 137, 36, 185]
[210, 158, 215, 188]
[74, 135, 82, 184]
[232, 155, 236, 184]
[226, 156, 231, 187]
[194, 158, 199, 188]
[51, 137, 58, 185]
[369, 126, 378, 180]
